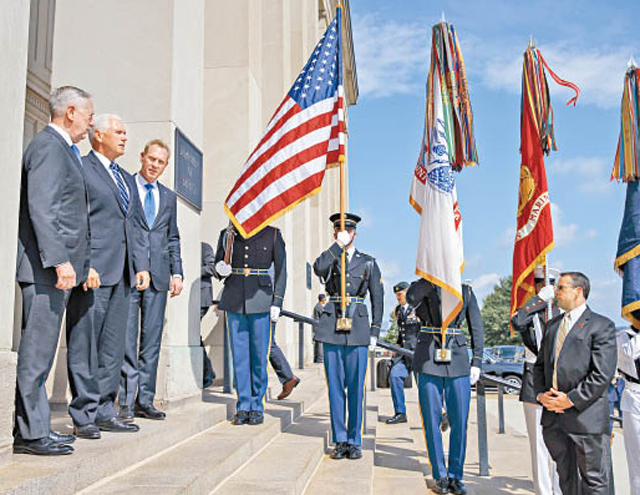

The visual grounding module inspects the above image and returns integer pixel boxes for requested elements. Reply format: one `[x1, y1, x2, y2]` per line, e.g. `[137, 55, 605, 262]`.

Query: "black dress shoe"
[448, 479, 466, 495]
[134, 403, 166, 420]
[96, 417, 140, 432]
[74, 423, 101, 439]
[385, 413, 408, 424]
[330, 441, 348, 460]
[118, 406, 135, 423]
[13, 436, 74, 456]
[232, 410, 249, 425]
[49, 430, 75, 444]
[346, 443, 362, 460]
[432, 478, 450, 494]
[248, 410, 264, 425]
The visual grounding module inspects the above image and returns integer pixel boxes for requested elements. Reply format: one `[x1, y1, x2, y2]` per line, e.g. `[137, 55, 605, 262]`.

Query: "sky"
[346, 0, 638, 328]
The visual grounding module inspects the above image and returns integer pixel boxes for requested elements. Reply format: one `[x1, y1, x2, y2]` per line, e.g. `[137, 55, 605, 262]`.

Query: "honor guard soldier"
[386, 281, 420, 425]
[313, 213, 384, 460]
[510, 266, 562, 495]
[617, 324, 640, 494]
[406, 279, 483, 495]
[213, 223, 286, 426]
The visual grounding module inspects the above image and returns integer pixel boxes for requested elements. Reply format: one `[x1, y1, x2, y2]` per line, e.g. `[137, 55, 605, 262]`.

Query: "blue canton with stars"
[288, 14, 342, 109]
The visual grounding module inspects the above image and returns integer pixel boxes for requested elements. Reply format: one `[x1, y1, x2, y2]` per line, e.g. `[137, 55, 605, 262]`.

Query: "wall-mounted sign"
[174, 127, 203, 211]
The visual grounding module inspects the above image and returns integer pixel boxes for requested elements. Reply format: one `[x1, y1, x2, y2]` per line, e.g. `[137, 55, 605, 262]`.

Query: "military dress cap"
[533, 265, 559, 282]
[329, 212, 361, 230]
[393, 281, 409, 293]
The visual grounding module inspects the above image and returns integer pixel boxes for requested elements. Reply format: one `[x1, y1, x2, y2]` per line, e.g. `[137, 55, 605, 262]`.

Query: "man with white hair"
[15, 86, 94, 455]
[66, 114, 150, 439]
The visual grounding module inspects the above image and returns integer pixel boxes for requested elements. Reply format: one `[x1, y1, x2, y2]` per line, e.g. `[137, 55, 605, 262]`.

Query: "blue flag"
[616, 180, 640, 327]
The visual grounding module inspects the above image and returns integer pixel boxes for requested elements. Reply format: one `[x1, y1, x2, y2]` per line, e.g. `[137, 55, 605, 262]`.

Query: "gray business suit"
[15, 126, 90, 440]
[120, 178, 183, 408]
[66, 151, 149, 425]
[533, 307, 617, 494]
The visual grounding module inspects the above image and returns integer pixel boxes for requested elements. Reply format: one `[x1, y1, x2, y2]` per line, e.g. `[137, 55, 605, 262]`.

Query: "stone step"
[372, 387, 427, 493]
[79, 365, 326, 494]
[303, 387, 378, 495]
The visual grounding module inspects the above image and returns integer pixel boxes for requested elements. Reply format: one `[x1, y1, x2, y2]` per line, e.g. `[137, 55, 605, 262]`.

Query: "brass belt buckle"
[243, 267, 251, 276]
[435, 348, 452, 363]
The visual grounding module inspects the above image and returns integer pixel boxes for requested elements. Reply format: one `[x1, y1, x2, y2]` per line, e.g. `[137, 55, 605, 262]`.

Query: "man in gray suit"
[66, 115, 151, 439]
[14, 86, 94, 455]
[119, 140, 183, 421]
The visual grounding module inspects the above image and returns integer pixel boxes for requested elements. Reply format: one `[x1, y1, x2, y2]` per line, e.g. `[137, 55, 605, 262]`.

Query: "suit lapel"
[44, 126, 86, 176]
[155, 183, 168, 228]
[88, 151, 126, 216]
[349, 250, 365, 272]
[558, 307, 591, 362]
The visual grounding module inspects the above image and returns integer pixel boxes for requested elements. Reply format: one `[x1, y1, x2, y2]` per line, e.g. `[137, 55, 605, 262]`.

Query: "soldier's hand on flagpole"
[469, 366, 481, 385]
[215, 261, 232, 278]
[369, 336, 377, 351]
[270, 306, 281, 322]
[538, 285, 555, 302]
[336, 230, 351, 248]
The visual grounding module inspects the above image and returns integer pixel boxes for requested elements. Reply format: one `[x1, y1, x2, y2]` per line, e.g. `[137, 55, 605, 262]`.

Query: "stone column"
[51, 0, 204, 406]
[0, 0, 30, 463]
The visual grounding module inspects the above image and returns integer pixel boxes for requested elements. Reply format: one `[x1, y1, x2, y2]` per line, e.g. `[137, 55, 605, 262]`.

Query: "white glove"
[215, 260, 232, 278]
[369, 336, 377, 351]
[469, 366, 481, 386]
[538, 285, 555, 302]
[336, 230, 351, 248]
[270, 306, 281, 322]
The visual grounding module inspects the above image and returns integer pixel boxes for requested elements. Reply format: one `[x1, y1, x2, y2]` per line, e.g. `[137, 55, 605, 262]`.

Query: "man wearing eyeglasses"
[533, 271, 617, 495]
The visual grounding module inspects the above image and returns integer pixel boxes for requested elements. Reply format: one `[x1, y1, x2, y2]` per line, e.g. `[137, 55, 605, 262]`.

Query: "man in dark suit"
[200, 241, 216, 388]
[66, 115, 150, 439]
[269, 325, 299, 400]
[510, 266, 561, 495]
[14, 86, 94, 455]
[313, 213, 384, 461]
[406, 279, 484, 495]
[213, 222, 287, 426]
[386, 281, 420, 425]
[313, 294, 327, 363]
[534, 271, 617, 495]
[119, 140, 184, 421]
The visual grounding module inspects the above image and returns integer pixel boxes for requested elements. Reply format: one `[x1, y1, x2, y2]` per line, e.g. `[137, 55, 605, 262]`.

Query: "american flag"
[225, 8, 345, 238]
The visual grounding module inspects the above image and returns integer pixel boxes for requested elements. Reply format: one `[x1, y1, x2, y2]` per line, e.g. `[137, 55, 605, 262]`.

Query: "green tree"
[480, 275, 523, 347]
[382, 309, 398, 343]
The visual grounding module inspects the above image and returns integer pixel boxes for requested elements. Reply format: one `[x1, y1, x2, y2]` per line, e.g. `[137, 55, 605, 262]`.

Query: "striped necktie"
[109, 162, 129, 212]
[552, 314, 570, 389]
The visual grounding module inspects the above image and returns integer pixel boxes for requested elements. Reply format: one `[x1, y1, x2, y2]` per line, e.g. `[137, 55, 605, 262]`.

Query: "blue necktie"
[70, 144, 82, 164]
[109, 162, 129, 212]
[144, 183, 156, 227]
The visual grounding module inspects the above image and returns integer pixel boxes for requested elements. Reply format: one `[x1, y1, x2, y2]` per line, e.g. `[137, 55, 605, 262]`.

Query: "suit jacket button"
[245, 246, 249, 250]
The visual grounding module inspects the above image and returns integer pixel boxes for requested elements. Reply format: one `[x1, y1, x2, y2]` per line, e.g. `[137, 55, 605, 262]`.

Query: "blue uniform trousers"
[323, 344, 368, 446]
[389, 361, 409, 415]
[417, 373, 471, 480]
[227, 312, 271, 412]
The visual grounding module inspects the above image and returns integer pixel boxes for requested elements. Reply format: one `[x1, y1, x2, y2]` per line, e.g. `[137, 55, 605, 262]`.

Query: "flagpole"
[544, 256, 552, 321]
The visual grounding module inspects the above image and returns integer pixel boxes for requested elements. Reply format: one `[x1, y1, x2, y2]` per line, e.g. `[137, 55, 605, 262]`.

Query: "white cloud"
[550, 203, 579, 247]
[352, 13, 428, 98]
[377, 257, 401, 281]
[498, 226, 516, 249]
[472, 272, 501, 306]
[548, 156, 615, 195]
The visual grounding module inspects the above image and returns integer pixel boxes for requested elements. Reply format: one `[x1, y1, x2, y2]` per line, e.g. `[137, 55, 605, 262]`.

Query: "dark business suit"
[533, 306, 617, 495]
[120, 177, 183, 408]
[214, 226, 287, 413]
[66, 151, 149, 424]
[312, 302, 324, 363]
[313, 243, 384, 446]
[406, 280, 484, 482]
[200, 242, 216, 385]
[15, 126, 90, 440]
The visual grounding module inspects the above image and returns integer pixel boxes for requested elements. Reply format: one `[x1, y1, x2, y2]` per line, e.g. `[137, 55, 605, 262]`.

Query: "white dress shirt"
[48, 123, 73, 146]
[346, 246, 355, 263]
[93, 150, 129, 195]
[135, 173, 160, 218]
[554, 302, 587, 352]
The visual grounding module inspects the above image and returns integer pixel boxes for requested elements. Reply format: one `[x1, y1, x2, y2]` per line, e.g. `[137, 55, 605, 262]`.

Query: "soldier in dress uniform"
[510, 266, 562, 495]
[617, 324, 640, 494]
[213, 223, 286, 426]
[313, 212, 384, 460]
[406, 279, 483, 495]
[386, 281, 420, 425]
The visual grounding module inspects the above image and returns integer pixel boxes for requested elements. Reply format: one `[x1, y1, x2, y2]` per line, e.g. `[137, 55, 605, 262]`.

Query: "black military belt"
[420, 326, 462, 335]
[231, 268, 269, 276]
[328, 296, 365, 304]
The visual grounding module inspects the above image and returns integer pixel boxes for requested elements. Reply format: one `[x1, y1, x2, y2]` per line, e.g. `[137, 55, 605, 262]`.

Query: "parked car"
[486, 345, 526, 363]
[470, 349, 524, 395]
